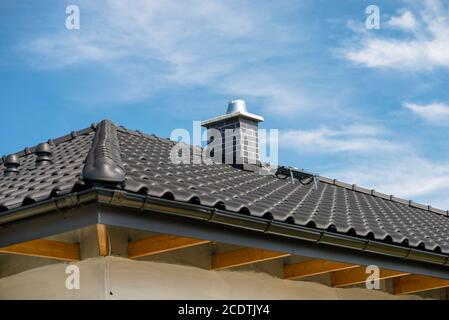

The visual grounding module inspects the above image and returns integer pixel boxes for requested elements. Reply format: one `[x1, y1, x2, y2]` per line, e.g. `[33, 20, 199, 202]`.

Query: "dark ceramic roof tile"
[0, 128, 95, 211]
[2, 119, 449, 255]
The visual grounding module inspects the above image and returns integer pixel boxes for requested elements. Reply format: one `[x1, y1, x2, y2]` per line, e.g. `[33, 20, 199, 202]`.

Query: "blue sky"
[1, 0, 449, 208]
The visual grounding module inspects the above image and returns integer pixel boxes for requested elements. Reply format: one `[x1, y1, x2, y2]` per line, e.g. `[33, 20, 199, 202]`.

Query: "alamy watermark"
[169, 121, 279, 170]
[366, 5, 380, 30]
[65, 4, 80, 30]
[65, 264, 80, 290]
[365, 265, 381, 290]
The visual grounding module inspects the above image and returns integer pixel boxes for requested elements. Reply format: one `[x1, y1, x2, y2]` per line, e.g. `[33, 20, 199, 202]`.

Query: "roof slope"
[1, 120, 449, 254]
[0, 126, 95, 208]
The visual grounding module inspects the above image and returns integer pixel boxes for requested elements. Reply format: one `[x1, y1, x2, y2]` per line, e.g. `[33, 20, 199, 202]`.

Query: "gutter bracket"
[111, 191, 126, 206]
[263, 220, 273, 233]
[207, 208, 217, 221]
[315, 230, 326, 244]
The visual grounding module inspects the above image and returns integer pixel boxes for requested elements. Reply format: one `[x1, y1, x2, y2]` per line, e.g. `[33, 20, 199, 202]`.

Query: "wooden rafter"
[331, 266, 409, 287]
[97, 224, 109, 256]
[0, 239, 80, 261]
[394, 274, 449, 295]
[128, 234, 210, 259]
[212, 248, 289, 270]
[284, 259, 358, 280]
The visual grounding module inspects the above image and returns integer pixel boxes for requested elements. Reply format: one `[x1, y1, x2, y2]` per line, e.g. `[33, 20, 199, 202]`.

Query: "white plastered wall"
[0, 256, 425, 300]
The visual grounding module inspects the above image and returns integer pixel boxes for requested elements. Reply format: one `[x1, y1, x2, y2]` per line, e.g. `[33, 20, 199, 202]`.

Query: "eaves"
[1, 188, 449, 280]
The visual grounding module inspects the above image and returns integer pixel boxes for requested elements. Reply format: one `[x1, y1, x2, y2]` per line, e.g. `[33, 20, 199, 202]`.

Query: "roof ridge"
[82, 119, 126, 186]
[0, 123, 97, 165]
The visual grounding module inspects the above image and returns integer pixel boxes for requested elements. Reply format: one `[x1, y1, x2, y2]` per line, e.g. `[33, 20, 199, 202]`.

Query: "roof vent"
[227, 99, 247, 114]
[3, 154, 20, 175]
[35, 142, 52, 166]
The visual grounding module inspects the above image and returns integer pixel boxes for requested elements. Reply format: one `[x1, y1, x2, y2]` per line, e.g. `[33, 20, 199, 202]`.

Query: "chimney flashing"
[201, 110, 264, 127]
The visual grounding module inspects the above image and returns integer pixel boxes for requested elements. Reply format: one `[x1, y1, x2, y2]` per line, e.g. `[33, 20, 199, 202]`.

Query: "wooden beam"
[212, 248, 289, 270]
[284, 259, 358, 280]
[0, 239, 80, 261]
[331, 266, 409, 287]
[128, 234, 210, 259]
[97, 224, 109, 256]
[394, 274, 449, 295]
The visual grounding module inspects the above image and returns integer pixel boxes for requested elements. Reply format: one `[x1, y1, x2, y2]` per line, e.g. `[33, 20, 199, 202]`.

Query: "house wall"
[0, 256, 429, 300]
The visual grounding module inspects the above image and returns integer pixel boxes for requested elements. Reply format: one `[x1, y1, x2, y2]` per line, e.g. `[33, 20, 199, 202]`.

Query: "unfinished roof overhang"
[1, 188, 449, 280]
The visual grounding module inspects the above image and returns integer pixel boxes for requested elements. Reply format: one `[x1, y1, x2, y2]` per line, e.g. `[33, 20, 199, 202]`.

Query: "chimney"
[201, 100, 264, 168]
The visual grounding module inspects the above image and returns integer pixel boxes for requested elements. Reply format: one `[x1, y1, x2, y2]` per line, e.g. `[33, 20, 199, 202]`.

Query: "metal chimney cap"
[202, 99, 263, 126]
[227, 99, 247, 114]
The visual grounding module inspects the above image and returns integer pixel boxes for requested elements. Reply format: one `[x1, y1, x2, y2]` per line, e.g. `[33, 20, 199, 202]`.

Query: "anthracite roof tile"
[0, 127, 95, 210]
[1, 119, 449, 255]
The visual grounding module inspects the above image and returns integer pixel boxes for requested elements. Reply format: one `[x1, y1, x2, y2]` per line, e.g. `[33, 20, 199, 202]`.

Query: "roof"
[1, 119, 449, 255]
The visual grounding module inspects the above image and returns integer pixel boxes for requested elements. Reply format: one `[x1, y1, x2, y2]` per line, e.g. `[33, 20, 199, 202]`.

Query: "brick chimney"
[201, 100, 264, 168]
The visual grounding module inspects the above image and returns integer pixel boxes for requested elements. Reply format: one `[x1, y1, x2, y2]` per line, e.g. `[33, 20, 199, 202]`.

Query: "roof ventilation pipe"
[35, 143, 52, 166]
[3, 154, 20, 175]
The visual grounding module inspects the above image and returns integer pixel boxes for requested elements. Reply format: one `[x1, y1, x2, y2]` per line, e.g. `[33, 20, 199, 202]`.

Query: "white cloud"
[219, 72, 311, 115]
[387, 10, 418, 31]
[345, 19, 368, 35]
[342, 38, 430, 69]
[279, 125, 400, 153]
[403, 102, 449, 122]
[329, 155, 449, 209]
[341, 1, 449, 70]
[281, 123, 449, 209]
[278, 122, 449, 209]
[25, 35, 126, 68]
[21, 0, 310, 113]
